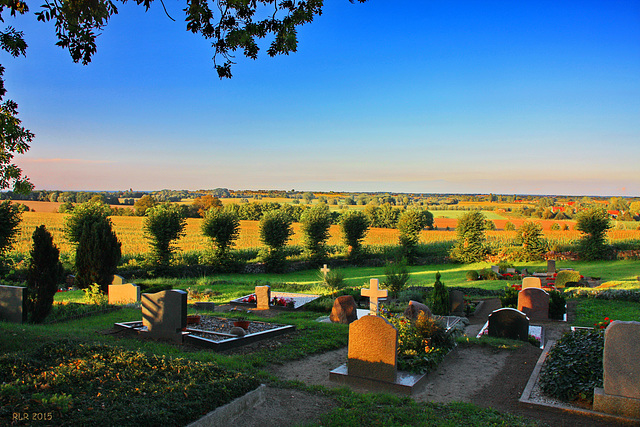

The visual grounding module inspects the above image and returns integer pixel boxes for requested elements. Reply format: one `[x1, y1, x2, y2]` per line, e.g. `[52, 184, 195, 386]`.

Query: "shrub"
[382, 260, 410, 297]
[539, 329, 603, 402]
[516, 221, 547, 261]
[576, 208, 612, 260]
[397, 209, 432, 261]
[548, 290, 566, 320]
[201, 208, 240, 258]
[550, 223, 560, 231]
[465, 270, 479, 281]
[430, 272, 449, 315]
[259, 210, 293, 272]
[75, 219, 121, 292]
[397, 289, 425, 303]
[449, 211, 487, 263]
[504, 221, 515, 231]
[0, 200, 22, 258]
[63, 201, 111, 244]
[25, 225, 64, 323]
[554, 270, 582, 288]
[300, 203, 332, 264]
[478, 268, 498, 281]
[144, 203, 187, 267]
[322, 269, 345, 293]
[500, 286, 519, 308]
[339, 210, 369, 258]
[83, 282, 108, 305]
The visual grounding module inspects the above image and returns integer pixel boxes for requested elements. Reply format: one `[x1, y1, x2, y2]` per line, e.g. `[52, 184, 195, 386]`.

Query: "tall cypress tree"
[26, 226, 63, 323]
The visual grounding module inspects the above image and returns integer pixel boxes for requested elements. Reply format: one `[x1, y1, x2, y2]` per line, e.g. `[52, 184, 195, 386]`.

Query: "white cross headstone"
[361, 278, 387, 316]
[321, 264, 330, 278]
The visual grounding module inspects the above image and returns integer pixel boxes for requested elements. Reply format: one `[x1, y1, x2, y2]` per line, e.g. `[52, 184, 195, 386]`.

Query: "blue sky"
[5, 0, 640, 195]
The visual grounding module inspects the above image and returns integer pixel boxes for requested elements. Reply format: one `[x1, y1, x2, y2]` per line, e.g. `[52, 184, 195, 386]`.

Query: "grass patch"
[456, 335, 525, 350]
[573, 299, 640, 327]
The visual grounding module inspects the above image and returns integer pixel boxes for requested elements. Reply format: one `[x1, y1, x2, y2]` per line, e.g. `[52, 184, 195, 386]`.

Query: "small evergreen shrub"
[465, 270, 479, 281]
[539, 329, 604, 402]
[478, 268, 499, 281]
[322, 269, 346, 293]
[383, 260, 411, 297]
[430, 272, 449, 315]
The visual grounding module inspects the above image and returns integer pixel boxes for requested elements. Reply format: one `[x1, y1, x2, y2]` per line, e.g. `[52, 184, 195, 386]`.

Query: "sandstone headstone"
[0, 285, 26, 323]
[142, 290, 187, 342]
[449, 290, 465, 316]
[112, 274, 125, 285]
[594, 321, 640, 418]
[320, 264, 330, 278]
[361, 278, 387, 315]
[108, 283, 141, 305]
[403, 301, 432, 320]
[330, 295, 358, 324]
[348, 315, 397, 383]
[522, 277, 542, 289]
[488, 308, 529, 341]
[255, 285, 271, 310]
[517, 288, 549, 321]
[547, 260, 556, 274]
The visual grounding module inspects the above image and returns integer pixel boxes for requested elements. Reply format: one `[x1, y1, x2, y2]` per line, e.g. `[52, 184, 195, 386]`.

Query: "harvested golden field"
[9, 211, 639, 258]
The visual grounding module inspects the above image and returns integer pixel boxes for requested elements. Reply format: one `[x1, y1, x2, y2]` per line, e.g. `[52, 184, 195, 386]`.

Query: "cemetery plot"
[230, 291, 321, 310]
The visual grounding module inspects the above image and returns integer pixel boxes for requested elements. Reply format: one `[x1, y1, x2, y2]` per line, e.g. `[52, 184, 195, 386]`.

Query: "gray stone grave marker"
[403, 301, 431, 320]
[0, 285, 26, 323]
[517, 288, 549, 321]
[491, 265, 500, 274]
[141, 290, 187, 342]
[449, 290, 465, 316]
[347, 315, 397, 383]
[547, 260, 556, 274]
[488, 308, 529, 341]
[593, 320, 640, 418]
[112, 274, 125, 285]
[255, 285, 271, 310]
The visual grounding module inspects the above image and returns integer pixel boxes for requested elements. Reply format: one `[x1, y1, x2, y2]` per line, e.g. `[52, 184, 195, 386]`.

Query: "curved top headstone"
[488, 308, 529, 341]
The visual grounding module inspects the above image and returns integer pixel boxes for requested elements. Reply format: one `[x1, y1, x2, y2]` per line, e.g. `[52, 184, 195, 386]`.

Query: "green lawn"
[573, 299, 640, 327]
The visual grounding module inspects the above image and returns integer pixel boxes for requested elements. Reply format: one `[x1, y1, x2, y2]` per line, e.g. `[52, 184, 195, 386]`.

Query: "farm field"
[9, 210, 640, 259]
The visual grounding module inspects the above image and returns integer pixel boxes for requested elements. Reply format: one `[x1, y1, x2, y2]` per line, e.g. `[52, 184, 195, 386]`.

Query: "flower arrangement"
[594, 317, 612, 330]
[271, 296, 294, 308]
[240, 294, 256, 304]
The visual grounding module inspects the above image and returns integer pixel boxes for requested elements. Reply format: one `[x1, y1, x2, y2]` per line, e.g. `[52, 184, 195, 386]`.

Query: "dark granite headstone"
[0, 285, 26, 323]
[547, 260, 556, 274]
[449, 290, 465, 316]
[403, 301, 432, 320]
[330, 295, 358, 324]
[488, 308, 529, 341]
[142, 290, 187, 342]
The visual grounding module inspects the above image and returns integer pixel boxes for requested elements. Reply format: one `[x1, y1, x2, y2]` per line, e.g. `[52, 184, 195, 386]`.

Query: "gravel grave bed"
[187, 316, 284, 341]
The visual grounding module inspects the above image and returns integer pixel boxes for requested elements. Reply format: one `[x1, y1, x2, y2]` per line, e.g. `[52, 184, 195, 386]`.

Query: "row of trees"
[449, 208, 614, 263]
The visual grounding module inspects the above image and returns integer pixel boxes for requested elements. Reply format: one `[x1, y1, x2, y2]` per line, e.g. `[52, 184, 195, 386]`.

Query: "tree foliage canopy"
[449, 211, 487, 263]
[143, 202, 187, 266]
[201, 206, 239, 256]
[575, 208, 612, 260]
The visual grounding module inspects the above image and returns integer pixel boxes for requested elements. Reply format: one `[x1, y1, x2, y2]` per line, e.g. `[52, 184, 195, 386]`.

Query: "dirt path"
[223, 299, 635, 427]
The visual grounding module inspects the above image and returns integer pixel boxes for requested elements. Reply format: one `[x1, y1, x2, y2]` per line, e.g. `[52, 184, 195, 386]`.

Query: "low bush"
[478, 268, 498, 281]
[555, 270, 582, 288]
[500, 286, 519, 308]
[539, 329, 603, 402]
[564, 288, 640, 302]
[382, 260, 411, 297]
[465, 270, 479, 281]
[397, 289, 425, 303]
[430, 272, 449, 315]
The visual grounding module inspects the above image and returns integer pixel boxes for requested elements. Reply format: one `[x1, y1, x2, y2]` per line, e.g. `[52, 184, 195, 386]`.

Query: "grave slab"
[141, 289, 187, 342]
[517, 288, 549, 321]
[487, 308, 529, 341]
[108, 283, 141, 305]
[0, 285, 26, 323]
[347, 315, 397, 382]
[522, 277, 542, 289]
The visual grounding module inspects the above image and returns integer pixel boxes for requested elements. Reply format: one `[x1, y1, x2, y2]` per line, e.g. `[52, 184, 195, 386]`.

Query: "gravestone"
[112, 274, 125, 285]
[141, 290, 187, 342]
[255, 285, 271, 310]
[506, 268, 516, 274]
[0, 285, 26, 323]
[488, 308, 529, 341]
[517, 288, 549, 321]
[403, 301, 431, 320]
[361, 278, 387, 315]
[108, 283, 141, 305]
[320, 264, 330, 278]
[593, 321, 640, 418]
[449, 290, 465, 316]
[522, 277, 542, 289]
[491, 265, 500, 274]
[348, 315, 397, 383]
[546, 260, 556, 274]
[330, 295, 358, 324]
